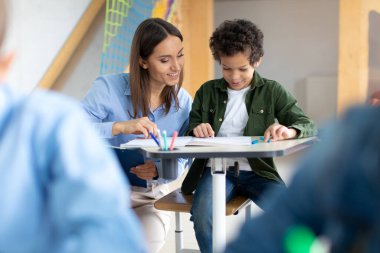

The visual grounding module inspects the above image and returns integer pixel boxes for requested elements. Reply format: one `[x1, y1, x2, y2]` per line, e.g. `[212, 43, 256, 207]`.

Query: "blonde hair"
[0, 0, 7, 50]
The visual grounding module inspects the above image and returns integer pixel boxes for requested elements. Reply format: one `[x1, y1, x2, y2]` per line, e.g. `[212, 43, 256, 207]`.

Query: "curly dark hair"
[209, 19, 264, 65]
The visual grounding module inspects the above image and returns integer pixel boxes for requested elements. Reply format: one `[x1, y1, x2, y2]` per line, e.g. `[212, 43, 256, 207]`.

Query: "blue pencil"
[149, 132, 160, 147]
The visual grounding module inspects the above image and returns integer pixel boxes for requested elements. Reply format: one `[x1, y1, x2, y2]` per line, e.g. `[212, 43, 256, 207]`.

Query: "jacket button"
[223, 100, 227, 104]
[219, 118, 223, 122]
[260, 109, 264, 113]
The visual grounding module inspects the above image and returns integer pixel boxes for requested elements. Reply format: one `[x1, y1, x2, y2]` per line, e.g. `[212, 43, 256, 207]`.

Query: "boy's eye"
[160, 58, 169, 63]
[240, 69, 248, 72]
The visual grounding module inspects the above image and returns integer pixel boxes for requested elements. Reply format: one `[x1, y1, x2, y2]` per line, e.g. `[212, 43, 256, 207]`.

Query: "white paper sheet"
[120, 136, 252, 148]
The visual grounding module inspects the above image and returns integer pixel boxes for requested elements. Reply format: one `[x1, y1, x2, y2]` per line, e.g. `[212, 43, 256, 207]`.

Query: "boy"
[181, 19, 316, 253]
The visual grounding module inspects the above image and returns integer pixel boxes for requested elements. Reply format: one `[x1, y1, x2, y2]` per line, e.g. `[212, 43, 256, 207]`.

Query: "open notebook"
[120, 136, 252, 148]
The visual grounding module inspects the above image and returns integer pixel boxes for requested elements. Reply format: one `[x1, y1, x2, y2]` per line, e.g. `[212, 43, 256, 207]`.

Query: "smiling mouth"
[168, 73, 179, 78]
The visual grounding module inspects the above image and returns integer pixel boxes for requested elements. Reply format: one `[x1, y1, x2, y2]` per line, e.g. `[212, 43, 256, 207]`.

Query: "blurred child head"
[0, 0, 14, 82]
[0, 0, 7, 51]
[369, 90, 380, 106]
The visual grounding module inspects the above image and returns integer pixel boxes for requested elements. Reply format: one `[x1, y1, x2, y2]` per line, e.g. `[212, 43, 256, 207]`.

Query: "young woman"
[82, 18, 192, 253]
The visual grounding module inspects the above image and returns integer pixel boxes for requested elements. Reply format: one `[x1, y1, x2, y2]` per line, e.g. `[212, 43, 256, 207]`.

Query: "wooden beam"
[338, 0, 380, 113]
[369, 0, 380, 12]
[38, 0, 105, 89]
[180, 0, 214, 97]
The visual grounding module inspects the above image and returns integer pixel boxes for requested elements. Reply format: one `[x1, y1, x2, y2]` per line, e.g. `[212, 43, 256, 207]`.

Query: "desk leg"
[211, 158, 226, 253]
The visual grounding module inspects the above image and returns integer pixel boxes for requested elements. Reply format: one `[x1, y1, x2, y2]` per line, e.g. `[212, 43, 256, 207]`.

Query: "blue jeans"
[190, 167, 285, 253]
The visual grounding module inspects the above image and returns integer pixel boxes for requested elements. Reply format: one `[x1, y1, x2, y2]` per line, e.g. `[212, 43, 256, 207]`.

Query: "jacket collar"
[216, 71, 265, 91]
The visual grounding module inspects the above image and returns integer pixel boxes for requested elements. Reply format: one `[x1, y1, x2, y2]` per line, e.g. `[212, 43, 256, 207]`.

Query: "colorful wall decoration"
[100, 0, 181, 75]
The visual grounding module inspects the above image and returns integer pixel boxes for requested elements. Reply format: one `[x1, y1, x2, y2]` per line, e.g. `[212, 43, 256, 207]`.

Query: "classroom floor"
[159, 151, 305, 253]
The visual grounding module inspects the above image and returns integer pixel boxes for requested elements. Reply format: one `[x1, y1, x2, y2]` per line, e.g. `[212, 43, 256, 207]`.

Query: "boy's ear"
[139, 58, 148, 69]
[254, 57, 263, 68]
[0, 51, 15, 82]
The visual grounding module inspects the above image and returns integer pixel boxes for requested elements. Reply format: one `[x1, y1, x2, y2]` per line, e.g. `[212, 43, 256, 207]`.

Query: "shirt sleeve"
[45, 105, 147, 253]
[272, 83, 317, 138]
[81, 77, 115, 139]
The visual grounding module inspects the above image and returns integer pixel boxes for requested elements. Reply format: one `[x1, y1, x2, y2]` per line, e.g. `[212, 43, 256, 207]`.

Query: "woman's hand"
[263, 123, 297, 142]
[193, 123, 215, 138]
[112, 117, 157, 138]
[130, 160, 158, 180]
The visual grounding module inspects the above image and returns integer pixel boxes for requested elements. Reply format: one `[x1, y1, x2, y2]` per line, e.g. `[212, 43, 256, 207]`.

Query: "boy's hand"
[193, 123, 215, 138]
[264, 123, 297, 142]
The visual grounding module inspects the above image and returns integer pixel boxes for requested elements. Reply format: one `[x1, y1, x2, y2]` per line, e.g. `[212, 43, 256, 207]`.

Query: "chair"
[154, 188, 252, 253]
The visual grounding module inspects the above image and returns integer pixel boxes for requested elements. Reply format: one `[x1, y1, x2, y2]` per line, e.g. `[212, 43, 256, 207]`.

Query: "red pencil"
[169, 131, 178, 151]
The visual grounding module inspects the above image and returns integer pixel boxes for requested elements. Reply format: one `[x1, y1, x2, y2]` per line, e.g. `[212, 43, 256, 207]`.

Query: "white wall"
[369, 10, 380, 95]
[5, 0, 91, 93]
[54, 6, 105, 100]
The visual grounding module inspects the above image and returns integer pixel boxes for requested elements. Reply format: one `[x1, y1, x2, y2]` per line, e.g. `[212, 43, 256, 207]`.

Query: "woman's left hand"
[263, 123, 297, 142]
[130, 160, 158, 180]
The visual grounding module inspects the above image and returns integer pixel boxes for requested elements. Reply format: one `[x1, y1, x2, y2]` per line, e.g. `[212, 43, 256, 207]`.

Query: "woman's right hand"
[193, 123, 215, 138]
[112, 117, 157, 138]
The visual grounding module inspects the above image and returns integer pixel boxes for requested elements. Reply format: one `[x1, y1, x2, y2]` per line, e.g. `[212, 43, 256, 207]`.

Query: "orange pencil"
[169, 131, 178, 151]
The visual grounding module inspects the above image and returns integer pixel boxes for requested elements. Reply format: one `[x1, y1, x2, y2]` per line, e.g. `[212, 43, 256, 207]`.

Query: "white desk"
[139, 137, 316, 253]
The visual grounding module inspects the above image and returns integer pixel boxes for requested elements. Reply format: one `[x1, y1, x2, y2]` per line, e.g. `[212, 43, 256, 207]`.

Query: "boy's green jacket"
[181, 71, 317, 194]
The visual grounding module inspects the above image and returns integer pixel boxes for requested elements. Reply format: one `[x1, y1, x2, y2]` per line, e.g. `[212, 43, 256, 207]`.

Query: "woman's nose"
[171, 59, 182, 71]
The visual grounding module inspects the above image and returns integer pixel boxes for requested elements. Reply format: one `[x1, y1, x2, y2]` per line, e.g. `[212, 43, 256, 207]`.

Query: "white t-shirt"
[207, 86, 252, 171]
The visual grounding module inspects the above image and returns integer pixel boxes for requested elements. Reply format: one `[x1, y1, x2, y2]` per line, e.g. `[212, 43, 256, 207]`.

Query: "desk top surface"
[138, 137, 316, 159]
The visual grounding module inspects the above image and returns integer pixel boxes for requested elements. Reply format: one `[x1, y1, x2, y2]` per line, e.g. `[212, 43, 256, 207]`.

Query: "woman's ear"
[0, 51, 15, 82]
[139, 58, 148, 69]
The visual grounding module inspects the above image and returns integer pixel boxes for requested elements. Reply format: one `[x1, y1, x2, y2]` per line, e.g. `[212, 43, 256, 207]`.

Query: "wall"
[5, 0, 91, 92]
[53, 5, 105, 100]
[369, 10, 380, 95]
[214, 0, 340, 89]
[214, 0, 339, 126]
